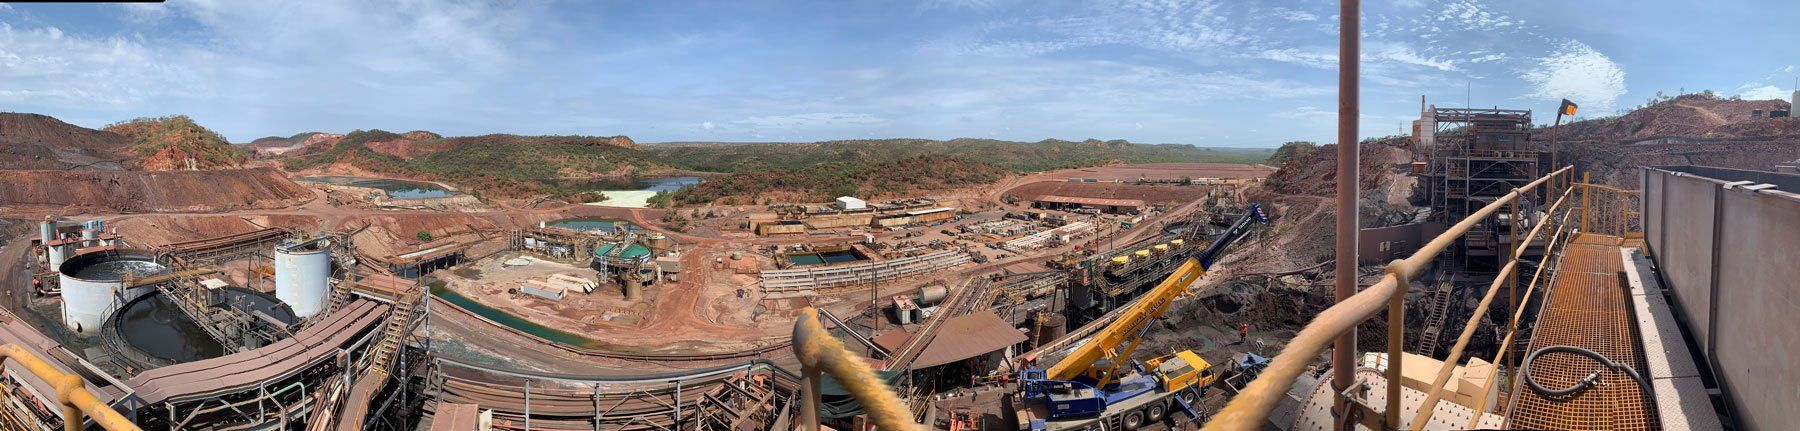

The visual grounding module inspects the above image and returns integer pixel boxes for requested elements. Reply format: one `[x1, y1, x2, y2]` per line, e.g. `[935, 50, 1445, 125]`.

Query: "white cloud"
[701, 121, 715, 130]
[1520, 40, 1627, 112]
[733, 113, 889, 129]
[1273, 8, 1318, 22]
[1736, 85, 1788, 101]
[0, 22, 208, 108]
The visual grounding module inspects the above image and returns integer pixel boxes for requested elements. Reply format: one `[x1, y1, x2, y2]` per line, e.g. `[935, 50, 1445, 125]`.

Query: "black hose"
[1520, 345, 1653, 398]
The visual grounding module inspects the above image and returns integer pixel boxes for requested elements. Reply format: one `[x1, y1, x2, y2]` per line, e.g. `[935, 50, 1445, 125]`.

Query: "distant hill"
[104, 115, 247, 170]
[666, 155, 1010, 205]
[282, 130, 660, 197]
[645, 138, 1272, 173]
[0, 113, 133, 170]
[1549, 93, 1795, 143]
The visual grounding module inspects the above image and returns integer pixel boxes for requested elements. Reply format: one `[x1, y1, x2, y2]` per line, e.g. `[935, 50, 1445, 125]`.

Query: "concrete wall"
[1643, 166, 1800, 431]
[1358, 222, 1447, 265]
[802, 214, 873, 229]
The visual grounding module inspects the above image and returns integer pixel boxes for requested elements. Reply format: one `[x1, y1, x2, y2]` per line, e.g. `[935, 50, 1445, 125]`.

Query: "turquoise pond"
[546, 217, 642, 233]
[540, 176, 703, 192]
[788, 250, 863, 266]
[296, 176, 455, 199]
[429, 282, 603, 349]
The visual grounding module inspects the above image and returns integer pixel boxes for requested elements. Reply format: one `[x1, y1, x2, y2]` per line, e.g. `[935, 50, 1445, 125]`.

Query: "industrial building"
[1030, 195, 1146, 214]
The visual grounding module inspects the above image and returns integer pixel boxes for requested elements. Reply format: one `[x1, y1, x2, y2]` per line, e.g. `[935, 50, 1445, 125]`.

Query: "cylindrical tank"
[38, 217, 53, 246]
[46, 242, 68, 272]
[916, 284, 949, 306]
[59, 249, 166, 334]
[624, 276, 643, 301]
[1033, 312, 1067, 348]
[275, 238, 332, 318]
[648, 234, 672, 253]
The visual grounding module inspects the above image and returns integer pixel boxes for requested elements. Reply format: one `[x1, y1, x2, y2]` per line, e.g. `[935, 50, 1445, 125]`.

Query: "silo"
[59, 249, 167, 334]
[38, 217, 53, 246]
[623, 275, 643, 301]
[275, 238, 332, 318]
[46, 241, 68, 272]
[648, 233, 672, 253]
[1033, 312, 1067, 348]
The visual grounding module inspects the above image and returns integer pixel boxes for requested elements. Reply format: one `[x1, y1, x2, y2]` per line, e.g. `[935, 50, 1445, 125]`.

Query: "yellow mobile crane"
[1017, 204, 1267, 431]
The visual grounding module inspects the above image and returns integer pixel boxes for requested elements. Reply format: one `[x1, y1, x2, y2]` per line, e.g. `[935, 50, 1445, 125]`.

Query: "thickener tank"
[58, 249, 168, 334]
[275, 238, 332, 318]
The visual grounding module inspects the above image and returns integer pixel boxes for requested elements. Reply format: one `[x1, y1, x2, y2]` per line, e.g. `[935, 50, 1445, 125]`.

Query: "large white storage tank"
[275, 238, 332, 318]
[58, 249, 167, 334]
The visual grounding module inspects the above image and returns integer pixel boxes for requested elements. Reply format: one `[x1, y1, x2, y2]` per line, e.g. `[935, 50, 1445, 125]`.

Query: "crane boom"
[1044, 204, 1266, 384]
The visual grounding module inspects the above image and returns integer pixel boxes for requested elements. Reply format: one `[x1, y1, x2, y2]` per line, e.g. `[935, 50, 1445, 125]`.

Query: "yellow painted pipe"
[791, 308, 920, 431]
[0, 344, 141, 431]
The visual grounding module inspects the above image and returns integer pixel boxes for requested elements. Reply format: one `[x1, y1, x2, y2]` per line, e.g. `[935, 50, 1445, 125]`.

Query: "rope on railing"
[791, 308, 922, 431]
[0, 344, 142, 431]
[1201, 166, 1572, 431]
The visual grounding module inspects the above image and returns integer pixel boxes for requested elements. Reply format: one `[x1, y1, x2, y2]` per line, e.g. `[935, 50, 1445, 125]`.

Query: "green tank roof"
[593, 242, 651, 260]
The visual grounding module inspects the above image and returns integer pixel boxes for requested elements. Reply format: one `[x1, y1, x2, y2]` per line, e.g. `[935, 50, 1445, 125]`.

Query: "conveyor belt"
[127, 299, 389, 404]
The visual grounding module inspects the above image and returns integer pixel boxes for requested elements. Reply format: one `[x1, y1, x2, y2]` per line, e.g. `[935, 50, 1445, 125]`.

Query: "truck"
[1014, 204, 1268, 431]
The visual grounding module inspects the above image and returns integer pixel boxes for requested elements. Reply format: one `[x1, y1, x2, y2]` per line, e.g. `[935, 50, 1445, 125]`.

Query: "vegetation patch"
[104, 115, 247, 170]
[669, 155, 1008, 205]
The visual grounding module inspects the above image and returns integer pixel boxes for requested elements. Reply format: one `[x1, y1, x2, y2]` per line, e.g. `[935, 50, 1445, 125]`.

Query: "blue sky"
[1, 0, 1794, 147]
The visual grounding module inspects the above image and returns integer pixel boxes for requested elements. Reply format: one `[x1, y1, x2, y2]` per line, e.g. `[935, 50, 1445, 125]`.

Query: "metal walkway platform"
[1506, 235, 1658, 430]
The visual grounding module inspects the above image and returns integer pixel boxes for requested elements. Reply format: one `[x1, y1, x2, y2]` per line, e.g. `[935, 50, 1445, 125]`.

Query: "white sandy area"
[581, 189, 657, 208]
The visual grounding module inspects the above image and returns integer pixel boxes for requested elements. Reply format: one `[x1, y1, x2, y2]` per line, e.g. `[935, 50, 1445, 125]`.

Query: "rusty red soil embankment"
[0, 167, 313, 214]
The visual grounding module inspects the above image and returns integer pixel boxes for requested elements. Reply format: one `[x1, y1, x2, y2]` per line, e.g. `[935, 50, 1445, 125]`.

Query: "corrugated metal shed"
[909, 312, 1027, 369]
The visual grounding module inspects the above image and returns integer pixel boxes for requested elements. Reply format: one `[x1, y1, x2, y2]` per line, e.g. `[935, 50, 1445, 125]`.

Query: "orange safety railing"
[1572, 172, 1643, 240]
[1202, 166, 1573, 430]
[1406, 184, 1575, 430]
[0, 344, 142, 431]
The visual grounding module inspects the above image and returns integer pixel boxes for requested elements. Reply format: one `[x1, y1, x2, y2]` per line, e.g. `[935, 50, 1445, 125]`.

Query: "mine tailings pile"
[0, 167, 312, 213]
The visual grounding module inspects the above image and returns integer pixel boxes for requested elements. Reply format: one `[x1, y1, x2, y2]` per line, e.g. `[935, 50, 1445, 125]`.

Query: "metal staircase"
[1416, 280, 1454, 356]
[370, 283, 420, 374]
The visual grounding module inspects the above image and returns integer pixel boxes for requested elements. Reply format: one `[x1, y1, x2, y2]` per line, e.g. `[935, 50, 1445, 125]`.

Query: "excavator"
[1017, 204, 1267, 431]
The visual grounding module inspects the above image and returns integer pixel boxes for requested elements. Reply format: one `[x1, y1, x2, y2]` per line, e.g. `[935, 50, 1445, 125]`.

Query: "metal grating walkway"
[1507, 234, 1659, 430]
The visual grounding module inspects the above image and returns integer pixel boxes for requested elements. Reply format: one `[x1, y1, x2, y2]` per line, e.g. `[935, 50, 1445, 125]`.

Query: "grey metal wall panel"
[1659, 173, 1718, 346]
[1711, 188, 1800, 431]
[1644, 166, 1800, 431]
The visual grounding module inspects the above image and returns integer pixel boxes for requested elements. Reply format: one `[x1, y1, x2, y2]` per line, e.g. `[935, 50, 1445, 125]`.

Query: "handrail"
[791, 308, 921, 431]
[1201, 165, 1571, 430]
[1408, 185, 1573, 430]
[0, 344, 142, 431]
[1463, 207, 1575, 429]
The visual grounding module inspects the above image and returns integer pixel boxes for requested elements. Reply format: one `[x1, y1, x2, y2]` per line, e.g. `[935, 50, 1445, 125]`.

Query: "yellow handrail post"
[1580, 172, 1591, 233]
[791, 308, 921, 431]
[1383, 263, 1408, 428]
[0, 344, 141, 431]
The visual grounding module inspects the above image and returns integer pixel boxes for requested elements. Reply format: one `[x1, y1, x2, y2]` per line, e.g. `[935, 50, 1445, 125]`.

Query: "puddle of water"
[546, 217, 641, 233]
